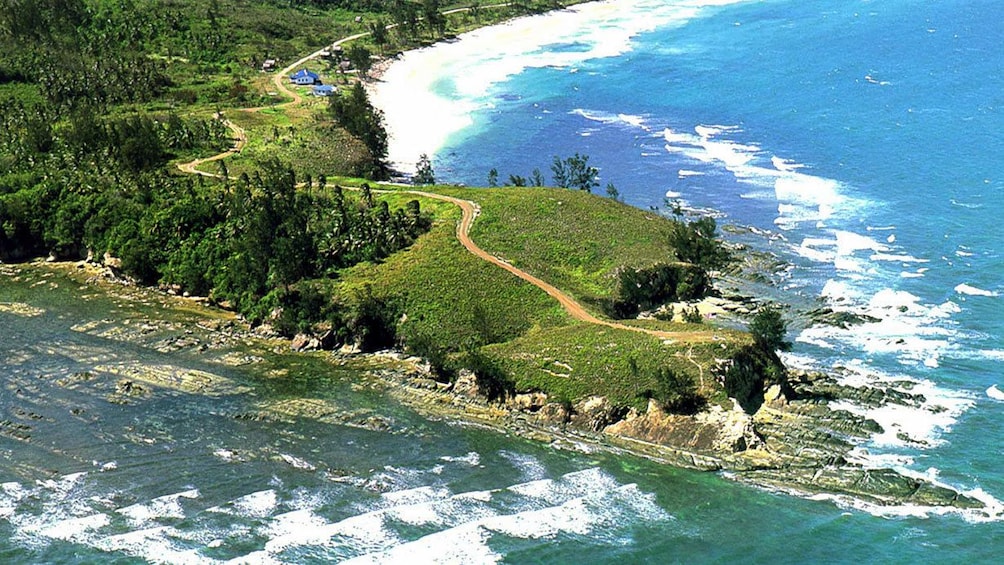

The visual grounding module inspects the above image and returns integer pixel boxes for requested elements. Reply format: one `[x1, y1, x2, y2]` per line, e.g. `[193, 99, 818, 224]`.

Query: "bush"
[348, 285, 400, 352]
[667, 216, 731, 271]
[402, 327, 454, 382]
[652, 366, 705, 414]
[609, 263, 710, 319]
[462, 349, 513, 402]
[682, 305, 703, 324]
[749, 305, 792, 352]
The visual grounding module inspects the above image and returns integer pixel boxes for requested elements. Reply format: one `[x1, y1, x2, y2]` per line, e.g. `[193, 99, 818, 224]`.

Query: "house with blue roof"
[312, 84, 336, 97]
[290, 69, 320, 85]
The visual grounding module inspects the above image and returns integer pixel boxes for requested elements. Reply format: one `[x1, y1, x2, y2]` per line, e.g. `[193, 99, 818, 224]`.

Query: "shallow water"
[7, 0, 1004, 561]
[4, 269, 1003, 563]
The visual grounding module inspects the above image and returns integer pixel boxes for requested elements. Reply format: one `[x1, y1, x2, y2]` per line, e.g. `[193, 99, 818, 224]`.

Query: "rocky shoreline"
[1, 260, 989, 517]
[373, 361, 985, 514]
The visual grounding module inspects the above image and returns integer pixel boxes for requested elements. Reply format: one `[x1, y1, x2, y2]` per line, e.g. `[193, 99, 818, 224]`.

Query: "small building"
[289, 69, 320, 85]
[312, 84, 335, 97]
[261, 59, 276, 72]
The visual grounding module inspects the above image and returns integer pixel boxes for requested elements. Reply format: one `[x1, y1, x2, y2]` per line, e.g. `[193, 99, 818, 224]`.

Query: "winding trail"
[176, 11, 715, 345]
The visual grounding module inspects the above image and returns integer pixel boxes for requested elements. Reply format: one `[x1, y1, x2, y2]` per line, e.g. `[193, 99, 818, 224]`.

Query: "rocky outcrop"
[570, 396, 625, 431]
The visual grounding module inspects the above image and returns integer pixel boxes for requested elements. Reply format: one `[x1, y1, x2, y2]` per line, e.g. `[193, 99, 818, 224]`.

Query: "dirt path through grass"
[176, 10, 715, 345]
[405, 190, 715, 343]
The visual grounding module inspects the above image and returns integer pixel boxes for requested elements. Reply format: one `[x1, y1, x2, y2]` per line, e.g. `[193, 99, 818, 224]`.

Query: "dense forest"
[0, 0, 783, 412]
[0, 0, 443, 337]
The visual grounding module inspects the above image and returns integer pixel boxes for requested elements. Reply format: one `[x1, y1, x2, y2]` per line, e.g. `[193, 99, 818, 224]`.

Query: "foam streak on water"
[0, 454, 672, 563]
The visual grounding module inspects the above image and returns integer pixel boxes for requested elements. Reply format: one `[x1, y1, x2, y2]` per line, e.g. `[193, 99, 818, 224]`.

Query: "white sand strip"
[368, 0, 747, 174]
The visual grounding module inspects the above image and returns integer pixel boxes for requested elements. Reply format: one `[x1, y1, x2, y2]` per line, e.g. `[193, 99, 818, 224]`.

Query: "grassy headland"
[1, 0, 772, 417]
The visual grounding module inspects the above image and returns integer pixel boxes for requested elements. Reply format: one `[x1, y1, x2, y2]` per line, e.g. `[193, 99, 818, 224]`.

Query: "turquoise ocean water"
[4, 0, 1004, 562]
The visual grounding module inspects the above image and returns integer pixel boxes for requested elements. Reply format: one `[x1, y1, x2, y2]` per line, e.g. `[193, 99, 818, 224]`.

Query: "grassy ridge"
[332, 192, 570, 348]
[486, 323, 741, 409]
[326, 186, 744, 409]
[459, 188, 672, 303]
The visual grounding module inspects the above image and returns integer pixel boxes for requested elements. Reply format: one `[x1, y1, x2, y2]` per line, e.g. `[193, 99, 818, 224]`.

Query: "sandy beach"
[366, 0, 704, 175]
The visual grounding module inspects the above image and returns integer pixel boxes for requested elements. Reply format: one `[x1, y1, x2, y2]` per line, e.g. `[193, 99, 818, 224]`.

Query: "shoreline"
[367, 0, 704, 175]
[5, 259, 999, 521]
[357, 0, 1004, 520]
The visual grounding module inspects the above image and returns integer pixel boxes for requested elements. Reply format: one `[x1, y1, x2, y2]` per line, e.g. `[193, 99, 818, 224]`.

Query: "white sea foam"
[370, 0, 752, 172]
[208, 489, 278, 518]
[955, 283, 999, 297]
[499, 450, 548, 481]
[802, 490, 1004, 523]
[799, 282, 961, 368]
[790, 359, 975, 450]
[96, 526, 211, 565]
[279, 453, 316, 471]
[439, 451, 482, 466]
[339, 473, 669, 564]
[117, 489, 200, 527]
[36, 513, 111, 542]
[661, 125, 857, 227]
[987, 385, 1004, 401]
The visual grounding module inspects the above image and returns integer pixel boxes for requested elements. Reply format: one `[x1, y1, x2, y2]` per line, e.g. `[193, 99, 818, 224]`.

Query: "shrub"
[749, 305, 792, 352]
[652, 366, 705, 414]
[682, 305, 703, 324]
[348, 285, 400, 352]
[609, 263, 710, 319]
[462, 349, 513, 402]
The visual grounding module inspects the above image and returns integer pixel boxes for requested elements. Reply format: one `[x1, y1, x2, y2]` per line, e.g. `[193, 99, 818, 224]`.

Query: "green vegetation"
[0, 0, 783, 421]
[462, 188, 673, 302]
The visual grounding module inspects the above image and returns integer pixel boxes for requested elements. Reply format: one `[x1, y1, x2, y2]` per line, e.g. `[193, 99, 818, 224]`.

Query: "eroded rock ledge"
[379, 366, 984, 514]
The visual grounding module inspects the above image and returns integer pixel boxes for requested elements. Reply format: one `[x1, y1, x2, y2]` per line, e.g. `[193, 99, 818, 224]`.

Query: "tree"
[329, 83, 388, 177]
[749, 305, 791, 352]
[369, 20, 389, 53]
[422, 0, 447, 38]
[487, 168, 498, 187]
[414, 153, 435, 185]
[653, 366, 704, 414]
[551, 153, 599, 192]
[346, 44, 373, 77]
[507, 174, 526, 187]
[605, 182, 619, 200]
[530, 168, 545, 186]
[667, 216, 731, 271]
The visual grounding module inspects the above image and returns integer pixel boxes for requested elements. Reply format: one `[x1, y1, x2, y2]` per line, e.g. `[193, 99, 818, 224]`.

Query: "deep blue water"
[5, 0, 1004, 562]
[426, 0, 1004, 556]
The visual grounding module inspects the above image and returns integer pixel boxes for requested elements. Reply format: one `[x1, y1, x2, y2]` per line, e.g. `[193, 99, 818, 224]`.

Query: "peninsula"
[0, 0, 991, 520]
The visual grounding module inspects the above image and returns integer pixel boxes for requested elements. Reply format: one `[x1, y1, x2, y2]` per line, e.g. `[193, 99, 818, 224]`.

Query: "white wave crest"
[372, 0, 753, 171]
[955, 283, 999, 297]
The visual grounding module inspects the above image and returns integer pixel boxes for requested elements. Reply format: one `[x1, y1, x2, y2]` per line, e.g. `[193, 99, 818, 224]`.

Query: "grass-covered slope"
[331, 186, 743, 409]
[460, 188, 672, 304]
[333, 192, 570, 348]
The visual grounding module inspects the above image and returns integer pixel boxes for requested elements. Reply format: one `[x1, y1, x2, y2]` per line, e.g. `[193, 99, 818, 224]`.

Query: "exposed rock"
[707, 403, 765, 452]
[510, 392, 548, 412]
[102, 252, 122, 270]
[571, 396, 623, 432]
[451, 370, 480, 399]
[409, 377, 449, 391]
[763, 384, 786, 405]
[535, 402, 571, 426]
[290, 333, 321, 352]
[318, 330, 340, 350]
[254, 323, 279, 338]
[605, 399, 763, 455]
[115, 379, 147, 397]
[807, 307, 881, 329]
